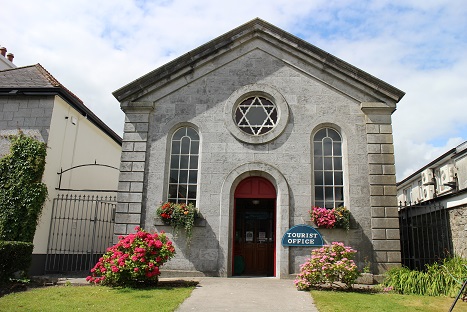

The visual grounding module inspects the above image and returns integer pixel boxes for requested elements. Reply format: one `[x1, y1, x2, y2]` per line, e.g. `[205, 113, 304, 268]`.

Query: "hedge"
[0, 241, 34, 282]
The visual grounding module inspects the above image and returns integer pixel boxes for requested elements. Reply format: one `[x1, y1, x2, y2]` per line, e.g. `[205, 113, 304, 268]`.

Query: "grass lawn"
[311, 289, 467, 312]
[0, 283, 195, 312]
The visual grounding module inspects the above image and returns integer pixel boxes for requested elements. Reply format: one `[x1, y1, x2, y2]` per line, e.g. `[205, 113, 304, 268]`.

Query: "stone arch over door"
[218, 162, 289, 278]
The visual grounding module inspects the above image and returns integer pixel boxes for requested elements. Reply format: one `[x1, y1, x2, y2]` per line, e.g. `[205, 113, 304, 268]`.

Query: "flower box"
[155, 202, 199, 241]
[310, 206, 350, 230]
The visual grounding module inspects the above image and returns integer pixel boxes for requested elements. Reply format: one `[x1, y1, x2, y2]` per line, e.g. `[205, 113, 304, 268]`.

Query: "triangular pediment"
[113, 18, 404, 105]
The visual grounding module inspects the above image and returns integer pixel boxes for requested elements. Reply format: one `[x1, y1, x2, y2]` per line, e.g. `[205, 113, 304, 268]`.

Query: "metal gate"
[399, 201, 453, 270]
[45, 194, 116, 273]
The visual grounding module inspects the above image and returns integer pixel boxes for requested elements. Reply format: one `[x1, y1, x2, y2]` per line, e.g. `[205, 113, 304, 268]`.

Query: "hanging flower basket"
[156, 202, 198, 240]
[310, 206, 350, 230]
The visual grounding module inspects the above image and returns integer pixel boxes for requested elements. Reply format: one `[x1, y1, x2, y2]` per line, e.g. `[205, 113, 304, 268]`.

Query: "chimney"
[6, 53, 14, 62]
[0, 47, 6, 57]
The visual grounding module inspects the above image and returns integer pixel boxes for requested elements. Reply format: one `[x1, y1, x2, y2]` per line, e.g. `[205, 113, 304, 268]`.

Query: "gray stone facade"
[0, 97, 54, 156]
[113, 19, 405, 277]
[450, 205, 467, 258]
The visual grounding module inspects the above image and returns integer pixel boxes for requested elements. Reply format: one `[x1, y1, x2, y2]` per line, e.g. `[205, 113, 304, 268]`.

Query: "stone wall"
[449, 205, 467, 258]
[361, 102, 401, 274]
[0, 96, 54, 156]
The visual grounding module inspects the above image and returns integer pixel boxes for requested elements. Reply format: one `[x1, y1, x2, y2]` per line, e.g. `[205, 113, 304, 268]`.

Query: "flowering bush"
[294, 242, 361, 290]
[156, 202, 197, 240]
[86, 227, 175, 287]
[311, 206, 350, 230]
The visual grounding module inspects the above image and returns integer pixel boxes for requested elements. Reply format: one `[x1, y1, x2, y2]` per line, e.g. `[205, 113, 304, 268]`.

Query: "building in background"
[397, 141, 467, 266]
[0, 64, 122, 275]
[113, 18, 405, 278]
[0, 46, 16, 70]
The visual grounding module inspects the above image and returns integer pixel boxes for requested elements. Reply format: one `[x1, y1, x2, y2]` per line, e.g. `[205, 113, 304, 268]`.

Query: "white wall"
[33, 96, 121, 254]
[0, 55, 16, 70]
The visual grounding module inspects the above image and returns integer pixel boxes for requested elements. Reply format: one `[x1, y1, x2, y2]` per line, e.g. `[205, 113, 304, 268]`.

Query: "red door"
[233, 177, 276, 276]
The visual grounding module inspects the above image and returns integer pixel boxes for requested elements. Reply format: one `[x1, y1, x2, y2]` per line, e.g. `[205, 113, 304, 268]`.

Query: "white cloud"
[1, 0, 466, 181]
[395, 137, 465, 180]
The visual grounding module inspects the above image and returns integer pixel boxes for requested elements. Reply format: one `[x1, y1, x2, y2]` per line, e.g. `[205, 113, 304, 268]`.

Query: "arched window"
[168, 126, 199, 206]
[313, 128, 343, 208]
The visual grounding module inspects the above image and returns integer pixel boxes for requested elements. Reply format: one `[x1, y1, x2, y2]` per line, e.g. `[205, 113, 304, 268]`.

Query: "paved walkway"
[175, 277, 318, 312]
[41, 275, 318, 311]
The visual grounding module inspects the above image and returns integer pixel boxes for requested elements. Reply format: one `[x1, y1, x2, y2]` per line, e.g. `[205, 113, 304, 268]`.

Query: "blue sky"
[1, 0, 466, 181]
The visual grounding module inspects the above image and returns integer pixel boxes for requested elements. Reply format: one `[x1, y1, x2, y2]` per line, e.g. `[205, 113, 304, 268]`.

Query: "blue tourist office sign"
[281, 224, 324, 247]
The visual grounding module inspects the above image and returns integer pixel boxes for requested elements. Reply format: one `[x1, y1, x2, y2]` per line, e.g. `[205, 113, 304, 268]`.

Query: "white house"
[0, 46, 16, 70]
[397, 141, 467, 261]
[0, 63, 122, 274]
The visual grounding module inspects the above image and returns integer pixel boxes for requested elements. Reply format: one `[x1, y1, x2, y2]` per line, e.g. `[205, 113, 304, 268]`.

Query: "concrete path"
[176, 277, 318, 312]
[38, 275, 318, 311]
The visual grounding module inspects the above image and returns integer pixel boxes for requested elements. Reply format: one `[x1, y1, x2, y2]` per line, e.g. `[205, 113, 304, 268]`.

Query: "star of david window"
[224, 84, 289, 144]
[234, 96, 278, 135]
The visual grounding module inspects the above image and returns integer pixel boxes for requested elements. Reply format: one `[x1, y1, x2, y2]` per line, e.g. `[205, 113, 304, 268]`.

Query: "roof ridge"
[0, 63, 36, 73]
[33, 63, 84, 105]
[34, 63, 61, 87]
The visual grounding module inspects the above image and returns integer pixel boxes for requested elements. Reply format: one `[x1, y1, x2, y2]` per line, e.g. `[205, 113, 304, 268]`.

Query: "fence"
[399, 201, 453, 270]
[45, 194, 116, 273]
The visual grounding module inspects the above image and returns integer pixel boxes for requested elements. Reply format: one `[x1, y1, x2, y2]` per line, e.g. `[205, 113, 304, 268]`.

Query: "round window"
[224, 84, 289, 144]
[234, 96, 278, 135]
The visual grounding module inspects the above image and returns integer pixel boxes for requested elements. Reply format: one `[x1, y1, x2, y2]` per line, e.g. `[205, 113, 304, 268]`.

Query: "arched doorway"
[233, 177, 276, 276]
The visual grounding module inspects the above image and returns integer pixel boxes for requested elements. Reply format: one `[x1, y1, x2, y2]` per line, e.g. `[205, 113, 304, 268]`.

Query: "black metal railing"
[399, 201, 453, 270]
[45, 194, 116, 273]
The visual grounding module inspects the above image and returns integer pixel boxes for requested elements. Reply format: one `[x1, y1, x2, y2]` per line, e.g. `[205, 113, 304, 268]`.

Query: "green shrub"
[156, 201, 197, 241]
[382, 256, 467, 297]
[0, 134, 48, 242]
[0, 241, 34, 282]
[294, 242, 361, 290]
[87, 227, 176, 287]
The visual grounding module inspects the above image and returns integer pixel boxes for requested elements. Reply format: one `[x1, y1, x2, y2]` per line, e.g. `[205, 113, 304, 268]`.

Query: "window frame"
[167, 126, 200, 206]
[224, 84, 289, 144]
[312, 127, 344, 209]
[234, 96, 278, 136]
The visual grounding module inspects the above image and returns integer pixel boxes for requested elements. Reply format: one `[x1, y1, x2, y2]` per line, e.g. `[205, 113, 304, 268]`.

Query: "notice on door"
[281, 224, 324, 247]
[246, 231, 253, 242]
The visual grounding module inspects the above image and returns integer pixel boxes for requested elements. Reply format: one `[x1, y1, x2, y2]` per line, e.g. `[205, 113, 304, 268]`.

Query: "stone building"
[397, 141, 467, 262]
[113, 18, 405, 278]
